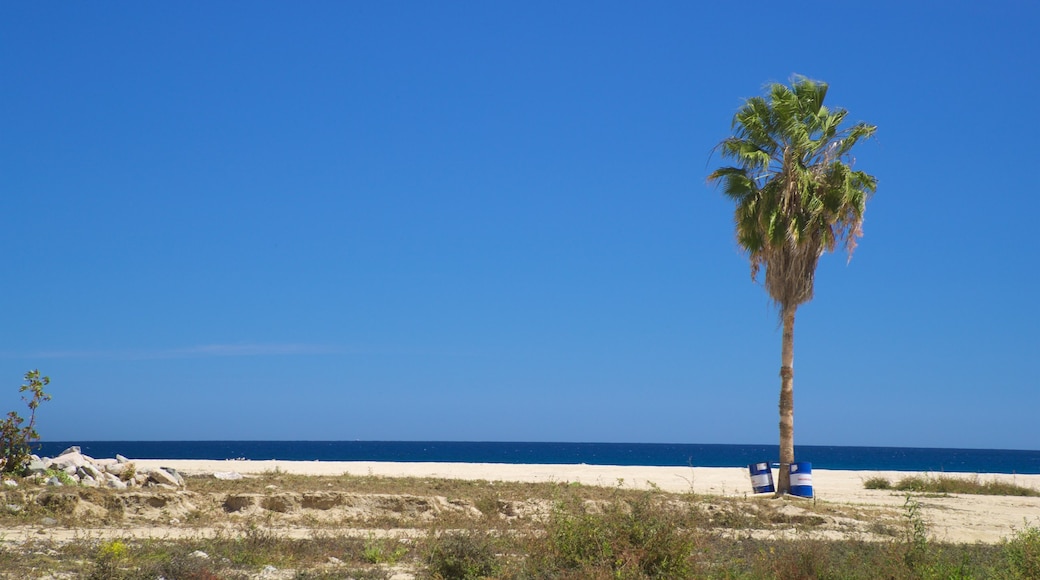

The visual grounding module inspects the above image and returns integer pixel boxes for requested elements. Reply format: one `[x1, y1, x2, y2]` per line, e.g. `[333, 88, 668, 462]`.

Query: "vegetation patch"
[864, 475, 1039, 497]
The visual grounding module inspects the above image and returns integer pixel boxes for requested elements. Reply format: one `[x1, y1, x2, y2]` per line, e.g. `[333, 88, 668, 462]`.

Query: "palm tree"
[708, 76, 877, 495]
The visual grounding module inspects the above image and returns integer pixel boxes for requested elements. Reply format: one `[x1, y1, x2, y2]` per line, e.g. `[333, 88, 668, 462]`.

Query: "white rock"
[59, 446, 81, 456]
[78, 464, 102, 479]
[213, 471, 243, 480]
[103, 473, 127, 490]
[51, 452, 87, 471]
[80, 475, 98, 487]
[115, 454, 129, 463]
[149, 468, 180, 487]
[2, 479, 17, 488]
[190, 550, 209, 559]
[159, 467, 184, 486]
[105, 463, 130, 476]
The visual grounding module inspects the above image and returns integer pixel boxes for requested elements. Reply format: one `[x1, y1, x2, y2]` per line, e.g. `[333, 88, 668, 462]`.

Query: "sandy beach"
[134, 460, 1040, 544]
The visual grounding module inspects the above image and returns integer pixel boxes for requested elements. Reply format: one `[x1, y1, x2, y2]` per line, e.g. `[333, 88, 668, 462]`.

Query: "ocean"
[34, 441, 1040, 474]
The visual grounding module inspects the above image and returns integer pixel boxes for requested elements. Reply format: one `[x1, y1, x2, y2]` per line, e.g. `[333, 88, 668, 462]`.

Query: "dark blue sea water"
[34, 441, 1040, 474]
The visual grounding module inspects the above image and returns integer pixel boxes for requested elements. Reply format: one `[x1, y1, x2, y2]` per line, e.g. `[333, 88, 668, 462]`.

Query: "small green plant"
[98, 539, 128, 559]
[902, 494, 929, 568]
[0, 370, 52, 474]
[863, 476, 892, 490]
[89, 539, 129, 580]
[43, 467, 77, 486]
[363, 535, 408, 565]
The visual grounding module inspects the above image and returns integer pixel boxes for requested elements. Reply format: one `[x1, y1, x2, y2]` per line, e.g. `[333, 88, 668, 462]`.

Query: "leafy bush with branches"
[0, 370, 52, 474]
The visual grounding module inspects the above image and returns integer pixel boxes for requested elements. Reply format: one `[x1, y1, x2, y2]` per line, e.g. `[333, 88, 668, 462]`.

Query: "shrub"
[1001, 525, 1040, 579]
[893, 475, 1039, 497]
[864, 476, 892, 490]
[0, 370, 52, 474]
[425, 530, 499, 580]
[523, 490, 702, 579]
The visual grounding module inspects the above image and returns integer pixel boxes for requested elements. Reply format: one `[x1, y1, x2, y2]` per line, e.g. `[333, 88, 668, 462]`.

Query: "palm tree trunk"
[775, 305, 796, 496]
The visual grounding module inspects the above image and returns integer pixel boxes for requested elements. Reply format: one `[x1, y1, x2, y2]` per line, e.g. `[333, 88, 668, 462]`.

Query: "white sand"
[137, 459, 1040, 543]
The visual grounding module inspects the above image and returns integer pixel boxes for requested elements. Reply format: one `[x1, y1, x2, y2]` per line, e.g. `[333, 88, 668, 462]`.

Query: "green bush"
[0, 370, 51, 474]
[425, 530, 499, 580]
[1001, 525, 1040, 579]
[522, 490, 702, 579]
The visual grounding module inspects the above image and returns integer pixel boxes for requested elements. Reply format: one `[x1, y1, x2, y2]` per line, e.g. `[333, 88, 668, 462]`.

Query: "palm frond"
[708, 75, 878, 308]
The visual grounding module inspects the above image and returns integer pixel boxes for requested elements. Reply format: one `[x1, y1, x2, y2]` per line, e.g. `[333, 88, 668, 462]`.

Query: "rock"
[213, 471, 243, 480]
[5, 504, 22, 513]
[25, 445, 185, 490]
[3, 479, 17, 488]
[260, 565, 278, 577]
[45, 476, 63, 487]
[40, 516, 57, 525]
[104, 462, 129, 476]
[327, 556, 342, 565]
[190, 550, 209, 559]
[149, 468, 180, 487]
[78, 464, 102, 479]
[159, 467, 185, 486]
[51, 452, 87, 471]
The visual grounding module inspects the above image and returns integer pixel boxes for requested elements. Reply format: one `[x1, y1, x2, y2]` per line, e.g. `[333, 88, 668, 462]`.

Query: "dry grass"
[0, 472, 1036, 578]
[863, 474, 1040, 497]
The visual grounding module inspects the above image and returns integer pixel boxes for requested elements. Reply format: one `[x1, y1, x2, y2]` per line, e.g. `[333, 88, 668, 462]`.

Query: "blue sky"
[2, 2, 1037, 449]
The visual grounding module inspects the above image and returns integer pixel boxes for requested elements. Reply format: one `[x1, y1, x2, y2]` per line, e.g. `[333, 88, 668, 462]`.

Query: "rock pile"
[20, 446, 186, 490]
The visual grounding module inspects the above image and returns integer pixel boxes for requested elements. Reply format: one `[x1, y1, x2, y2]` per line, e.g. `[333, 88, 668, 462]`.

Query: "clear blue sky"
[2, 2, 1037, 449]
